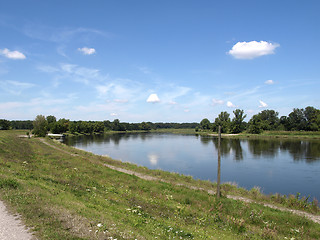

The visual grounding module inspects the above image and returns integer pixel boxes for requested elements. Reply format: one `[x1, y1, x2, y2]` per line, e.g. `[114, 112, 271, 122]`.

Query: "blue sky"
[0, 0, 319, 122]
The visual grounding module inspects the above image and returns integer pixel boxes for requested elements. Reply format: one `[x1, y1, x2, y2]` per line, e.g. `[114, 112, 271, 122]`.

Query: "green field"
[0, 130, 319, 239]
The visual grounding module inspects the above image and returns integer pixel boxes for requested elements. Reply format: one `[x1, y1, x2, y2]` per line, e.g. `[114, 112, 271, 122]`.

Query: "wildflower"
[97, 223, 103, 227]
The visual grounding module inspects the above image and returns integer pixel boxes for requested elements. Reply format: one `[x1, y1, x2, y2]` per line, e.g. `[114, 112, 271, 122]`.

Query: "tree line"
[1, 106, 319, 136]
[0, 115, 199, 136]
[199, 106, 320, 134]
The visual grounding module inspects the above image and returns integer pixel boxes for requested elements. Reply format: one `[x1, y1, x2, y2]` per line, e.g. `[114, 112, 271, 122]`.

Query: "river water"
[63, 133, 320, 200]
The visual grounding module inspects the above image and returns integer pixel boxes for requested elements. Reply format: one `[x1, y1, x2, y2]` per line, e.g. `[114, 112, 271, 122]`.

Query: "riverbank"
[153, 128, 320, 139]
[1, 130, 320, 239]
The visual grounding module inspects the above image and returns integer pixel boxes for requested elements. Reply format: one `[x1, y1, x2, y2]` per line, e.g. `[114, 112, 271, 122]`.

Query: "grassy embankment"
[0, 130, 320, 239]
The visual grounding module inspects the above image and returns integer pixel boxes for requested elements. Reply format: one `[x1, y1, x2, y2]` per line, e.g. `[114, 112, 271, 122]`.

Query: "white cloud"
[0, 80, 35, 95]
[228, 41, 279, 59]
[0, 48, 26, 60]
[212, 98, 224, 106]
[96, 81, 141, 103]
[78, 47, 96, 55]
[162, 86, 191, 104]
[265, 79, 274, 85]
[227, 101, 236, 108]
[259, 100, 268, 108]
[147, 93, 160, 103]
[184, 109, 190, 112]
[110, 113, 118, 116]
[54, 63, 101, 84]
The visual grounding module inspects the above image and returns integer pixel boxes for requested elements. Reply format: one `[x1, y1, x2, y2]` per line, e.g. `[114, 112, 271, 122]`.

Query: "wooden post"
[217, 125, 221, 198]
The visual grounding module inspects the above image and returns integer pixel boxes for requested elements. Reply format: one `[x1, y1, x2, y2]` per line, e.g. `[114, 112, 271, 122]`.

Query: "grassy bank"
[0, 130, 320, 239]
[166, 129, 320, 139]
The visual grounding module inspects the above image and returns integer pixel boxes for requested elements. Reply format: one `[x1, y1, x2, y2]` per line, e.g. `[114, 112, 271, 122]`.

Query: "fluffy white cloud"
[227, 101, 236, 108]
[228, 41, 279, 59]
[259, 100, 268, 108]
[0, 48, 26, 59]
[146, 93, 160, 103]
[265, 79, 274, 85]
[78, 47, 96, 55]
[110, 113, 118, 116]
[212, 98, 224, 106]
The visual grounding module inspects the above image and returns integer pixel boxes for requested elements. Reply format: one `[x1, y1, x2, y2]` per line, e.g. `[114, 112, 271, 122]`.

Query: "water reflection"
[199, 136, 320, 163]
[148, 154, 159, 166]
[65, 134, 320, 163]
[247, 139, 279, 158]
[209, 137, 243, 161]
[280, 140, 320, 163]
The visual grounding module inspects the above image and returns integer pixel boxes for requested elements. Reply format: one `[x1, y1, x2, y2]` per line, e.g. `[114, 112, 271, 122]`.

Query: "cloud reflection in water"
[148, 154, 159, 166]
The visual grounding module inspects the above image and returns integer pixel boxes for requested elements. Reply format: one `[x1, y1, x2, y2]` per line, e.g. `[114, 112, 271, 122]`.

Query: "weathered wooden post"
[217, 125, 221, 198]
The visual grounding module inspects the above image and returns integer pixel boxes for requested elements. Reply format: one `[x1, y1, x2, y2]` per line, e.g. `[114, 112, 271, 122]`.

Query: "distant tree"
[10, 120, 33, 130]
[139, 122, 151, 131]
[214, 112, 230, 133]
[304, 106, 320, 131]
[111, 119, 126, 131]
[230, 109, 247, 133]
[50, 122, 63, 134]
[103, 120, 112, 131]
[287, 108, 307, 131]
[93, 122, 104, 133]
[247, 114, 263, 134]
[0, 119, 10, 130]
[200, 118, 211, 130]
[46, 115, 57, 132]
[258, 110, 280, 130]
[68, 121, 77, 133]
[32, 115, 48, 137]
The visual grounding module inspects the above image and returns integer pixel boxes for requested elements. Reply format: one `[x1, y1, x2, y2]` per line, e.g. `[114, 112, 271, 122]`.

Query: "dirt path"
[0, 200, 35, 240]
[41, 138, 320, 225]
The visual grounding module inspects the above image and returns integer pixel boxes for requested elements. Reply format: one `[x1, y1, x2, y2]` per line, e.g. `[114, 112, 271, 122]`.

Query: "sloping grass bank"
[0, 130, 320, 239]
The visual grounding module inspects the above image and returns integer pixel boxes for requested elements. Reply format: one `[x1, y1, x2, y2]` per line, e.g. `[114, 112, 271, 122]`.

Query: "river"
[63, 133, 320, 201]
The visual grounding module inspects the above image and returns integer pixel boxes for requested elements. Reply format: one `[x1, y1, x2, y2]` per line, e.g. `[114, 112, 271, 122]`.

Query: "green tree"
[287, 108, 307, 131]
[93, 122, 104, 133]
[32, 115, 48, 137]
[200, 118, 211, 130]
[258, 110, 280, 130]
[214, 112, 230, 133]
[46, 115, 56, 132]
[0, 119, 10, 130]
[304, 106, 320, 131]
[247, 114, 263, 134]
[111, 119, 126, 131]
[51, 121, 64, 134]
[230, 109, 247, 133]
[139, 122, 151, 131]
[68, 121, 77, 134]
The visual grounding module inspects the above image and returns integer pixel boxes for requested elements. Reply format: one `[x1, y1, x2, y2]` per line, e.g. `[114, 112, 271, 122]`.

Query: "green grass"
[0, 130, 320, 239]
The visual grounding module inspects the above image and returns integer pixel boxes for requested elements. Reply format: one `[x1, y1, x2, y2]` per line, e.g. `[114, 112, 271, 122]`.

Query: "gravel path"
[0, 200, 34, 240]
